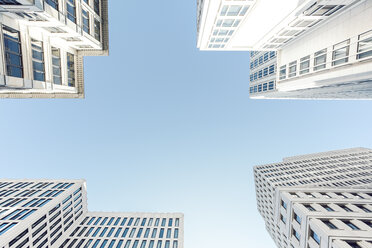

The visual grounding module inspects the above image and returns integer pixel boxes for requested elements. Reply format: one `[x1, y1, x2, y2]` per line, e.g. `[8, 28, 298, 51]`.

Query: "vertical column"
[19, 24, 33, 89]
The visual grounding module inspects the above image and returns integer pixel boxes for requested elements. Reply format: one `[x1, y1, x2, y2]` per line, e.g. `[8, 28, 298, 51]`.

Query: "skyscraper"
[254, 148, 372, 248]
[0, 0, 109, 98]
[0, 179, 184, 248]
[197, 0, 372, 99]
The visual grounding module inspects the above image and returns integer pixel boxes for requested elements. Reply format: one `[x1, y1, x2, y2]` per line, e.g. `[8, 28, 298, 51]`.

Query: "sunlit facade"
[197, 0, 372, 99]
[254, 148, 372, 248]
[0, 0, 109, 98]
[0, 179, 184, 248]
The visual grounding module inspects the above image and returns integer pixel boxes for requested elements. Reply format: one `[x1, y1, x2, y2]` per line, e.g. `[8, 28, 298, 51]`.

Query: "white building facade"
[254, 148, 372, 248]
[197, 0, 372, 99]
[0, 179, 184, 248]
[0, 0, 109, 98]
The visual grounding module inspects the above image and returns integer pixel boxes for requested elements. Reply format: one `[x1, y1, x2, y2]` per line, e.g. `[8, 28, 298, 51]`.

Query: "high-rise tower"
[0, 179, 184, 248]
[254, 148, 372, 248]
[0, 0, 109, 98]
[197, 0, 372, 99]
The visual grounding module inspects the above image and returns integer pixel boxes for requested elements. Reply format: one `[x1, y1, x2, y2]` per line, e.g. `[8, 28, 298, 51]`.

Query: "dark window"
[94, 19, 101, 41]
[343, 220, 360, 230]
[310, 229, 320, 244]
[94, 0, 100, 15]
[45, 0, 58, 10]
[82, 9, 90, 33]
[67, 52, 75, 87]
[3, 25, 23, 78]
[66, 0, 76, 23]
[323, 220, 337, 229]
[31, 39, 45, 81]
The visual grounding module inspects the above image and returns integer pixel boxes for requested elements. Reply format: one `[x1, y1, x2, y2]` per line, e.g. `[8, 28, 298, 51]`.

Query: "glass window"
[116, 240, 123, 248]
[300, 55, 310, 75]
[166, 229, 171, 238]
[343, 220, 360, 230]
[293, 212, 301, 224]
[220, 6, 228, 16]
[288, 61, 297, 78]
[101, 217, 108, 225]
[304, 204, 315, 211]
[94, 0, 100, 15]
[144, 228, 150, 238]
[155, 218, 160, 226]
[268, 64, 275, 74]
[322, 205, 334, 212]
[92, 227, 101, 237]
[279, 65, 286, 80]
[346, 241, 362, 248]
[174, 229, 179, 238]
[120, 218, 127, 226]
[310, 229, 320, 244]
[100, 240, 108, 248]
[222, 19, 234, 27]
[134, 218, 140, 226]
[332, 39, 349, 66]
[172, 241, 177, 248]
[140, 241, 146, 248]
[280, 214, 286, 224]
[175, 218, 179, 227]
[107, 227, 115, 237]
[94, 19, 101, 41]
[67, 52, 75, 87]
[240, 6, 249, 16]
[114, 228, 122, 237]
[148, 241, 154, 248]
[168, 218, 172, 227]
[124, 241, 131, 248]
[323, 220, 337, 229]
[159, 228, 164, 238]
[92, 240, 101, 248]
[94, 217, 102, 225]
[156, 241, 162, 248]
[46, 0, 58, 10]
[151, 228, 157, 238]
[129, 228, 136, 238]
[107, 217, 114, 225]
[3, 25, 23, 78]
[233, 20, 240, 27]
[357, 205, 372, 213]
[141, 218, 147, 226]
[314, 48, 327, 71]
[338, 204, 352, 212]
[137, 228, 142, 238]
[132, 240, 138, 248]
[357, 29, 372, 59]
[281, 200, 287, 209]
[227, 6, 242, 16]
[262, 83, 267, 91]
[82, 9, 90, 33]
[292, 228, 300, 241]
[0, 223, 16, 235]
[108, 240, 116, 248]
[128, 218, 133, 226]
[263, 67, 268, 76]
[66, 0, 76, 23]
[122, 228, 129, 237]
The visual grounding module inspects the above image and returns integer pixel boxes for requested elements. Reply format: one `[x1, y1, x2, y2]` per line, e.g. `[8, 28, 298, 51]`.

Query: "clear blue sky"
[2, 1, 372, 248]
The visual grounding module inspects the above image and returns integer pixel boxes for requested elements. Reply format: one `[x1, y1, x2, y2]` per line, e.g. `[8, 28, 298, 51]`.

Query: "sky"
[2, 1, 372, 248]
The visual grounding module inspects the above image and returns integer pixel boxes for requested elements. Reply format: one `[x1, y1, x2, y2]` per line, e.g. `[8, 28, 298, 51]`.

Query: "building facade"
[0, 0, 109, 98]
[254, 148, 372, 248]
[0, 180, 184, 248]
[197, 0, 372, 99]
